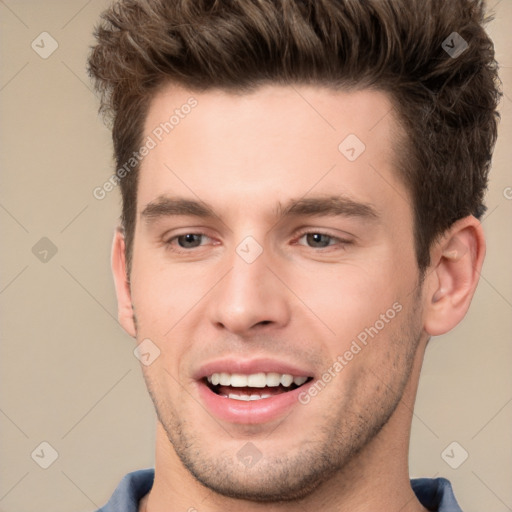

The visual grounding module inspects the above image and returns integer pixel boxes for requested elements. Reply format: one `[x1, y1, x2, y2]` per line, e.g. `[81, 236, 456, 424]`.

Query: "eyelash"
[293, 229, 352, 249]
[164, 229, 352, 254]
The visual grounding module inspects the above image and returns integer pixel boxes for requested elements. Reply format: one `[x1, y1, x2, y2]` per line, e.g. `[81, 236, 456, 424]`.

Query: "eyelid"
[163, 228, 353, 254]
[292, 228, 353, 248]
[164, 231, 214, 250]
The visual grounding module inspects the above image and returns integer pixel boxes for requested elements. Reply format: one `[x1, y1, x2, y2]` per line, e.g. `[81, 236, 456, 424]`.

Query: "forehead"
[137, 83, 410, 223]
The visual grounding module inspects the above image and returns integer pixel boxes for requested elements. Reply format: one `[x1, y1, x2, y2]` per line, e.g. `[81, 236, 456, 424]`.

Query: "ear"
[111, 228, 137, 338]
[423, 216, 486, 336]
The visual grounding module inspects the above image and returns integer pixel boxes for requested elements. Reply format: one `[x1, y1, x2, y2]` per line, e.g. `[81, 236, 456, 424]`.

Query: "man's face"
[123, 84, 426, 500]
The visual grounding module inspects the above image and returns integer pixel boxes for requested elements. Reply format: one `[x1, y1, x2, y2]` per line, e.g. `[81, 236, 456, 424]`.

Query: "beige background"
[0, 1, 511, 511]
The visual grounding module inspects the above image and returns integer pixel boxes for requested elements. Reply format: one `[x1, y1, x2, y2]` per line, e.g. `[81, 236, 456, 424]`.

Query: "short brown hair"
[87, 0, 501, 275]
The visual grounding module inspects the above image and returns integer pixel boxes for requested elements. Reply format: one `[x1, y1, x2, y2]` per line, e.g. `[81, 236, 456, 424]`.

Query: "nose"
[209, 242, 291, 336]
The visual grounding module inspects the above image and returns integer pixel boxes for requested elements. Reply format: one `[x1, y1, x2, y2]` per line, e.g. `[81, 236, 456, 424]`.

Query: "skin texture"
[111, 84, 485, 511]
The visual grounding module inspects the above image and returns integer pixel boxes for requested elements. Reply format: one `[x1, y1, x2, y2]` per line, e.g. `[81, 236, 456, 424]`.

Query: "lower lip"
[196, 380, 312, 425]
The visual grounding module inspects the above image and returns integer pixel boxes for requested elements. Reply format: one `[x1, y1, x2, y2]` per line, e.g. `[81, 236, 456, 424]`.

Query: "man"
[87, 0, 501, 510]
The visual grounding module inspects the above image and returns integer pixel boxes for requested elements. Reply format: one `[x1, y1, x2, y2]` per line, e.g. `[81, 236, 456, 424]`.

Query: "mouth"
[195, 359, 316, 424]
[203, 372, 314, 401]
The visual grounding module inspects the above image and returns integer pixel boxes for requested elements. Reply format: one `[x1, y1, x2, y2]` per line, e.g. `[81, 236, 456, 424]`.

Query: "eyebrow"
[275, 195, 378, 220]
[141, 197, 217, 221]
[140, 195, 379, 224]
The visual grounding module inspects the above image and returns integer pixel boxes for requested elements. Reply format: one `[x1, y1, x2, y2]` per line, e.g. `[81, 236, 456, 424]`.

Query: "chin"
[182, 456, 328, 503]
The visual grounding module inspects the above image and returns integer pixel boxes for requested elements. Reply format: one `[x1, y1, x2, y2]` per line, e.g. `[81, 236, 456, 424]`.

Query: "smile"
[205, 372, 311, 401]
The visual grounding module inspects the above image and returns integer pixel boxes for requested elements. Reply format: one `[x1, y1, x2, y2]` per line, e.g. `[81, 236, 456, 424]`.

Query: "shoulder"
[411, 477, 463, 512]
[95, 468, 155, 512]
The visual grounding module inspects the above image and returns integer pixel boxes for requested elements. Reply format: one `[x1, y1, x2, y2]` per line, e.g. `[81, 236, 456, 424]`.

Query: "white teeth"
[219, 372, 231, 386]
[227, 393, 273, 401]
[229, 393, 250, 401]
[293, 376, 308, 386]
[280, 374, 294, 386]
[230, 374, 248, 387]
[247, 373, 267, 388]
[206, 372, 309, 388]
[266, 372, 281, 386]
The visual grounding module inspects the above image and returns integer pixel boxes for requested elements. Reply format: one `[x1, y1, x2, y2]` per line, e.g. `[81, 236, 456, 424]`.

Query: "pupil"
[307, 233, 329, 248]
[179, 234, 201, 248]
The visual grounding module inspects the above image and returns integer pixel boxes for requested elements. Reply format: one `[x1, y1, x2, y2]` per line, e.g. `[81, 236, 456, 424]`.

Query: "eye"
[163, 230, 351, 255]
[165, 233, 211, 252]
[295, 230, 351, 250]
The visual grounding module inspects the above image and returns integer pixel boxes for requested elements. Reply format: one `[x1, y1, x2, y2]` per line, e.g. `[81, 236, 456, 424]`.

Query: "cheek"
[300, 263, 402, 331]
[129, 248, 204, 332]
[297, 259, 416, 373]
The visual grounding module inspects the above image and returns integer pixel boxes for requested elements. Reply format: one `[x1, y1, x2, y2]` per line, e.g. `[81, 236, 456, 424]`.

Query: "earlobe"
[423, 216, 486, 336]
[111, 228, 137, 338]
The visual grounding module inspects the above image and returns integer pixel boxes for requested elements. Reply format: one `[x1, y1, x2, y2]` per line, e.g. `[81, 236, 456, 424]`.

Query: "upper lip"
[194, 358, 314, 380]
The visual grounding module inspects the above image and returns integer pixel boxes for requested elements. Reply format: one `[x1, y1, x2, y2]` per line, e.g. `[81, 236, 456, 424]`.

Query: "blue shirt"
[95, 469, 464, 511]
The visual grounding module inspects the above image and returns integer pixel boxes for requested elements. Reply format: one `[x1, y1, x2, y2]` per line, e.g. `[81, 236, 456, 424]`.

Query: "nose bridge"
[209, 234, 290, 333]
